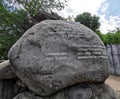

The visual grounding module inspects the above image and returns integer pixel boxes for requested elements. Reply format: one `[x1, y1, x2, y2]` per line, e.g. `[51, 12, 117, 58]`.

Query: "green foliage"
[16, 0, 67, 17]
[102, 32, 120, 44]
[0, 0, 26, 59]
[75, 12, 100, 32]
[95, 30, 104, 41]
[95, 29, 120, 45]
[74, 12, 120, 45]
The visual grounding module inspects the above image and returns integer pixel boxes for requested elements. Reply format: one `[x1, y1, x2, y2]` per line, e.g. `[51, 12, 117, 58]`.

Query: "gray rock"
[0, 60, 16, 79]
[13, 84, 119, 99]
[8, 20, 110, 96]
[106, 44, 120, 75]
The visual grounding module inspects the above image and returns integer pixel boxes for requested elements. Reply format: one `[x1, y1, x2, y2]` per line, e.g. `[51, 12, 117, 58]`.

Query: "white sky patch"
[98, 1, 120, 33]
[60, 0, 106, 17]
[100, 15, 120, 33]
[99, 2, 109, 14]
[3, 0, 23, 10]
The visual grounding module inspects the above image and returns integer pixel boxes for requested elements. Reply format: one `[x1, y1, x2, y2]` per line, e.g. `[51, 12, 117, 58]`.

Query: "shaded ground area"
[105, 75, 120, 91]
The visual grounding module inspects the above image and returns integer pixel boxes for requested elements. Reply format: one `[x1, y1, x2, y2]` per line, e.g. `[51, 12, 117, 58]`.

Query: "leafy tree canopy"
[0, 0, 26, 59]
[75, 12, 100, 32]
[4, 0, 67, 16]
[102, 32, 120, 44]
[95, 30, 120, 45]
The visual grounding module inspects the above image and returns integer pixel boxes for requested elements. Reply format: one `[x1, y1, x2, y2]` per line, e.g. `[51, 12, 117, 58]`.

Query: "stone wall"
[106, 44, 120, 76]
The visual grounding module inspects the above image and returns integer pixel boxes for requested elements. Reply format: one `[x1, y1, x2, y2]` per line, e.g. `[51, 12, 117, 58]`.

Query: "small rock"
[0, 60, 16, 79]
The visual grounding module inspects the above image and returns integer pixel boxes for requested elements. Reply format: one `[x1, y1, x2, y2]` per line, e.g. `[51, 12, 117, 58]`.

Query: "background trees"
[75, 12, 100, 32]
[102, 32, 120, 44]
[0, 0, 66, 60]
[0, 0, 26, 59]
[4, 0, 67, 17]
[1, 0, 120, 60]
[74, 12, 120, 44]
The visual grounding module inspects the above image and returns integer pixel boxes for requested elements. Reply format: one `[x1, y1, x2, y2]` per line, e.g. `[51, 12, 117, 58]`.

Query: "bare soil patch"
[105, 75, 120, 91]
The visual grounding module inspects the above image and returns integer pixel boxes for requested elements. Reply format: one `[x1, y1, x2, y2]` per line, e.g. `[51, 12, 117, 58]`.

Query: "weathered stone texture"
[8, 20, 110, 96]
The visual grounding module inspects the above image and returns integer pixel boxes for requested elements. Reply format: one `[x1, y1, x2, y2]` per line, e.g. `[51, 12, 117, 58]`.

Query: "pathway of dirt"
[105, 75, 120, 91]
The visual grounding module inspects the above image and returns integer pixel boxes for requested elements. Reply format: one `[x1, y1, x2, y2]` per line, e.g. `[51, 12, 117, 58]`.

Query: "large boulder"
[8, 20, 110, 96]
[13, 84, 119, 99]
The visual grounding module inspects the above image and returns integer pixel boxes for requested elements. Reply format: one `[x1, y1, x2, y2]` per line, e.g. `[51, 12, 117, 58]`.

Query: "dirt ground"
[105, 75, 120, 91]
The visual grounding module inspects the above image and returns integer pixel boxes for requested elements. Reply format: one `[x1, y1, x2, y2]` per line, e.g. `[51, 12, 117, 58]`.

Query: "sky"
[60, 0, 120, 33]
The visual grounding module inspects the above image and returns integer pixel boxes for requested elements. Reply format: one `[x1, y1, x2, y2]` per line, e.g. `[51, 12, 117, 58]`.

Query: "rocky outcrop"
[8, 20, 109, 96]
[0, 20, 119, 99]
[106, 44, 120, 76]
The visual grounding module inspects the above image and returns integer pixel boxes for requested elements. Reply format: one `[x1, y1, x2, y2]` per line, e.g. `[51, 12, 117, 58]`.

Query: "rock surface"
[8, 20, 110, 96]
[0, 60, 16, 79]
[13, 83, 119, 99]
[106, 44, 120, 75]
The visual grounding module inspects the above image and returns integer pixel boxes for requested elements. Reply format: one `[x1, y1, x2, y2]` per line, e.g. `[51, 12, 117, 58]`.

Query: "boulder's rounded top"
[8, 20, 110, 96]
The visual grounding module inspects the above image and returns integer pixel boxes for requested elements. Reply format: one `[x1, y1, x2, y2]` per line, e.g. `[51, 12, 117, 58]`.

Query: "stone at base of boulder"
[0, 60, 16, 79]
[13, 83, 120, 99]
